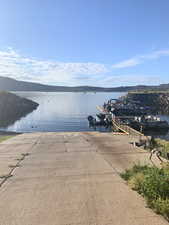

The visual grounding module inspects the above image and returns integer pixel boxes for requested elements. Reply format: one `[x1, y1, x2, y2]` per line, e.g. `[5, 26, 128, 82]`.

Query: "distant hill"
[0, 76, 169, 92]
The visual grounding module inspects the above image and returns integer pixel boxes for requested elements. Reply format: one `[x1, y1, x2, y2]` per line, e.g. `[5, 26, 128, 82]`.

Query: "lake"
[2, 92, 125, 133]
[2, 91, 169, 141]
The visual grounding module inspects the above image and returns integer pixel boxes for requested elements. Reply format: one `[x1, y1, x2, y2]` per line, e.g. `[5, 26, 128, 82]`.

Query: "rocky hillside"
[126, 92, 169, 114]
[0, 92, 39, 127]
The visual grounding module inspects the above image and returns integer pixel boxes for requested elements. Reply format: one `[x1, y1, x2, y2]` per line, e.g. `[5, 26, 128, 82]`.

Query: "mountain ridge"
[0, 76, 169, 92]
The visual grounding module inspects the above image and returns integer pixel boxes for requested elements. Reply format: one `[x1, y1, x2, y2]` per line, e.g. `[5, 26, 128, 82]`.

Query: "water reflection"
[4, 92, 125, 133]
[0, 93, 38, 129]
[0, 107, 36, 128]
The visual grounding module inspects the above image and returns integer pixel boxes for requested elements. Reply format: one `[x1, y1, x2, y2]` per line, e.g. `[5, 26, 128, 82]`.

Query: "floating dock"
[97, 105, 144, 136]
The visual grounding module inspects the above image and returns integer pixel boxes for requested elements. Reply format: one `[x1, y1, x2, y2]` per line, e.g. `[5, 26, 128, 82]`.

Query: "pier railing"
[97, 105, 144, 137]
[112, 118, 144, 136]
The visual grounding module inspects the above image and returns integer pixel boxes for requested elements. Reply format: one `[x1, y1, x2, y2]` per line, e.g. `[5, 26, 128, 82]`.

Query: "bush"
[120, 164, 150, 181]
[152, 198, 169, 220]
[141, 167, 169, 200]
[120, 169, 134, 181]
[161, 162, 169, 175]
[128, 172, 145, 192]
[132, 164, 150, 174]
[121, 163, 169, 221]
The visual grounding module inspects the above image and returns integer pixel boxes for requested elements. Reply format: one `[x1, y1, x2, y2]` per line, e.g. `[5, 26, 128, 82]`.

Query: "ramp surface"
[0, 132, 167, 225]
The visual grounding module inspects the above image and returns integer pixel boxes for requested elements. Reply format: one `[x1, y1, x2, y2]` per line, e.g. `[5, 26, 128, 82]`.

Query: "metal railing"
[113, 118, 144, 136]
[97, 105, 144, 136]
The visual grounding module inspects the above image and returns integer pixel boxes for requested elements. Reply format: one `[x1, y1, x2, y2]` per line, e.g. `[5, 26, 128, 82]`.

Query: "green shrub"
[128, 172, 145, 192]
[141, 167, 169, 200]
[120, 164, 150, 181]
[152, 198, 169, 221]
[132, 164, 150, 174]
[161, 162, 169, 175]
[121, 163, 169, 221]
[120, 169, 134, 181]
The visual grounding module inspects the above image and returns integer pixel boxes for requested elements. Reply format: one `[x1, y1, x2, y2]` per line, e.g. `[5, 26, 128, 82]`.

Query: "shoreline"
[0, 131, 21, 136]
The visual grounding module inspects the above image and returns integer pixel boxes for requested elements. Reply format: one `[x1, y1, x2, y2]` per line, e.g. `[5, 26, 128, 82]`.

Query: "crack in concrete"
[0, 138, 40, 188]
[0, 152, 29, 187]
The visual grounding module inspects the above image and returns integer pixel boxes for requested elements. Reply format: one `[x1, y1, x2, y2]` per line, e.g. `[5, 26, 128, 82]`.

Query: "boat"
[87, 114, 112, 127]
[101, 97, 169, 135]
[129, 115, 169, 131]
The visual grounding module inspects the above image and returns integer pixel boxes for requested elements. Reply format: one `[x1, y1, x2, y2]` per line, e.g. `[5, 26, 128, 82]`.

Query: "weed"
[121, 163, 169, 221]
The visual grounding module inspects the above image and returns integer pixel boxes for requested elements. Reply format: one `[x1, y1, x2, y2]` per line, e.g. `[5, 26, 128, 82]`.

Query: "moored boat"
[130, 116, 169, 131]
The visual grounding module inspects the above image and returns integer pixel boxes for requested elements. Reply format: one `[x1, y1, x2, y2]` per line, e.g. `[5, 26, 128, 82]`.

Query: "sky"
[0, 0, 169, 87]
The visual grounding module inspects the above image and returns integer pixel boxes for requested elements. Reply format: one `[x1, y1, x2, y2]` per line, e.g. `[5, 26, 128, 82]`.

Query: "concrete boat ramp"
[0, 132, 167, 225]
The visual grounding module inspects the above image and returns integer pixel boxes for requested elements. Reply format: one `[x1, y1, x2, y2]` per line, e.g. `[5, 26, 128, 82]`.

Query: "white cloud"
[0, 48, 169, 87]
[112, 49, 169, 69]
[112, 58, 141, 69]
[0, 48, 109, 86]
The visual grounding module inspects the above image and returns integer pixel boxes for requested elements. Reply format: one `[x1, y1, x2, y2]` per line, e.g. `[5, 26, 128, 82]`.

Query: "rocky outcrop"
[126, 92, 169, 114]
[0, 92, 39, 127]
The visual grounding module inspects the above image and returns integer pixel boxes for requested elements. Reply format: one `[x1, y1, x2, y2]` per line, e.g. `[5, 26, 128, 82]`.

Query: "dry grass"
[0, 135, 15, 143]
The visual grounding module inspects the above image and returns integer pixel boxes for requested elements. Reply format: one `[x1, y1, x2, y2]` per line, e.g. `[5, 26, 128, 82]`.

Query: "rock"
[126, 92, 169, 114]
[0, 91, 39, 127]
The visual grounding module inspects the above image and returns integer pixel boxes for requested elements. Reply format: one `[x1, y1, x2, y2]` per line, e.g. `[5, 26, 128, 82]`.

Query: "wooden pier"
[97, 106, 144, 137]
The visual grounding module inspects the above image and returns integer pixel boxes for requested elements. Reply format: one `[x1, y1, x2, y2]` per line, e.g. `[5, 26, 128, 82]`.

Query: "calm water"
[2, 92, 125, 133]
[2, 91, 169, 140]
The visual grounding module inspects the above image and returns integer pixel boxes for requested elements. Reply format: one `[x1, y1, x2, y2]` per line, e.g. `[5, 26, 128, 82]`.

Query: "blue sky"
[0, 0, 169, 87]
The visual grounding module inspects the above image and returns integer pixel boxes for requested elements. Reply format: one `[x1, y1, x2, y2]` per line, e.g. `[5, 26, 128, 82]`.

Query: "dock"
[97, 105, 144, 136]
